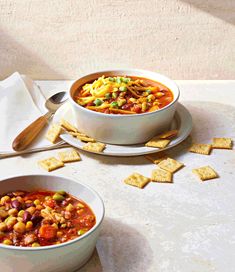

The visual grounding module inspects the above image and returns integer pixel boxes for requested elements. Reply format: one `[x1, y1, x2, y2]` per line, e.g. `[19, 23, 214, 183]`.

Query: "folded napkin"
[0, 72, 61, 153]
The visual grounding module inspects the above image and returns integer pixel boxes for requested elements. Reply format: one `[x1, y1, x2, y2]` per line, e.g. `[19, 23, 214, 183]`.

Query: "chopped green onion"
[110, 101, 119, 108]
[112, 92, 118, 99]
[146, 89, 152, 94]
[94, 99, 103, 106]
[108, 77, 115, 82]
[119, 86, 127, 92]
[105, 93, 111, 99]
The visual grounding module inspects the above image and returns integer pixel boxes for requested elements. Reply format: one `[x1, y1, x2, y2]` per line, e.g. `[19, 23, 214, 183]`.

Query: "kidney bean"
[122, 103, 132, 110]
[23, 211, 32, 223]
[7, 192, 14, 198]
[25, 202, 35, 208]
[11, 200, 22, 210]
[31, 212, 42, 226]
[132, 104, 141, 113]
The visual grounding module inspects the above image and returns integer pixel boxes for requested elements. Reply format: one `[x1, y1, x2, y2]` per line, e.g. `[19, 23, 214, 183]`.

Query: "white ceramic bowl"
[0, 175, 105, 272]
[69, 69, 180, 145]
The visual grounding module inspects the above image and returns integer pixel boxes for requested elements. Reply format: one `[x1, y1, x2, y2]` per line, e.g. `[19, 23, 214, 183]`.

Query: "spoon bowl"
[12, 91, 68, 151]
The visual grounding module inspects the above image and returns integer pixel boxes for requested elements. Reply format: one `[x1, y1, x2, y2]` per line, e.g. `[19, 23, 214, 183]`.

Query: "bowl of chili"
[69, 69, 180, 145]
[0, 174, 104, 272]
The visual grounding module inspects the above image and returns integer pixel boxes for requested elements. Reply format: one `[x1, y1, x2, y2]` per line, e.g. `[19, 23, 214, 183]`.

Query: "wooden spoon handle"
[12, 113, 50, 151]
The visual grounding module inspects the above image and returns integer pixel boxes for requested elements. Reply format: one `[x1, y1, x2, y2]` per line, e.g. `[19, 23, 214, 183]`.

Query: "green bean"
[105, 93, 111, 99]
[110, 101, 119, 108]
[56, 190, 66, 196]
[52, 193, 65, 202]
[112, 92, 118, 99]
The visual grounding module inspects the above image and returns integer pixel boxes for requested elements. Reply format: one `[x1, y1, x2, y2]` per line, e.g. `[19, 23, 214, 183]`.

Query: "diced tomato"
[44, 199, 56, 208]
[39, 225, 57, 240]
[132, 104, 141, 113]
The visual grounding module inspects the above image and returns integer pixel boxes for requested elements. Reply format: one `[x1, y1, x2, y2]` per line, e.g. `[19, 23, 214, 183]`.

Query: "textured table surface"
[1, 81, 235, 272]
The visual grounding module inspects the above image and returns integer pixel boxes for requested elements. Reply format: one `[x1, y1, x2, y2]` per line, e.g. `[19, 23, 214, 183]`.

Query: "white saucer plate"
[53, 102, 192, 156]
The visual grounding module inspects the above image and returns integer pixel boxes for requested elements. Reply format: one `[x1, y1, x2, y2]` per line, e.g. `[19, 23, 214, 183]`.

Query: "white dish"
[0, 175, 105, 272]
[69, 69, 180, 144]
[53, 102, 192, 156]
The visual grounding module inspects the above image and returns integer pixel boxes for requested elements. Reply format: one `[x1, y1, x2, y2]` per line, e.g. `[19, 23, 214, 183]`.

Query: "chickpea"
[3, 239, 12, 245]
[66, 204, 74, 212]
[0, 210, 8, 219]
[77, 203, 84, 209]
[64, 211, 71, 219]
[129, 98, 137, 103]
[57, 231, 63, 237]
[0, 222, 7, 232]
[36, 205, 43, 210]
[6, 216, 17, 227]
[52, 223, 58, 229]
[156, 92, 164, 97]
[8, 208, 18, 216]
[25, 221, 33, 231]
[0, 196, 10, 205]
[13, 221, 26, 233]
[26, 206, 36, 215]
[16, 196, 23, 203]
[18, 210, 25, 217]
[141, 102, 147, 112]
[32, 242, 40, 247]
[147, 94, 155, 101]
[77, 209, 84, 215]
[34, 199, 41, 206]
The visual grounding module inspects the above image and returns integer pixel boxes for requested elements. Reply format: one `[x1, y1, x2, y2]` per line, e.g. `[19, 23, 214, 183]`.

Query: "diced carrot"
[39, 225, 57, 240]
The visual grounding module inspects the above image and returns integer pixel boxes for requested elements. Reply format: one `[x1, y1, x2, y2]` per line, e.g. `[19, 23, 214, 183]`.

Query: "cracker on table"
[212, 138, 233, 149]
[124, 173, 150, 189]
[145, 152, 168, 164]
[58, 149, 81, 163]
[151, 168, 172, 183]
[192, 166, 218, 181]
[189, 143, 212, 155]
[158, 130, 178, 139]
[77, 135, 96, 143]
[83, 142, 106, 153]
[38, 157, 64, 172]
[145, 137, 171, 148]
[158, 158, 184, 173]
[69, 131, 87, 137]
[60, 119, 78, 132]
[45, 124, 62, 143]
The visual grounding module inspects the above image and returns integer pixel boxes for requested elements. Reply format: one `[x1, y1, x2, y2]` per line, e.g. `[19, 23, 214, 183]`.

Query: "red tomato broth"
[0, 190, 96, 247]
[73, 76, 174, 114]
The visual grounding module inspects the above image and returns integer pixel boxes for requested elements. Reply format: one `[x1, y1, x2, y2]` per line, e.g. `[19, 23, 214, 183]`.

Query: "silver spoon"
[12, 91, 68, 151]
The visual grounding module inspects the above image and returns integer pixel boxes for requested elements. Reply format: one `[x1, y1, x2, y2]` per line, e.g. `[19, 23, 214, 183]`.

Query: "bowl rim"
[69, 69, 180, 118]
[0, 174, 105, 251]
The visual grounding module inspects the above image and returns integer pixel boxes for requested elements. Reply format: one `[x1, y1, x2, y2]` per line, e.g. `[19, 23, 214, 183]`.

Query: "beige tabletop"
[1, 80, 235, 272]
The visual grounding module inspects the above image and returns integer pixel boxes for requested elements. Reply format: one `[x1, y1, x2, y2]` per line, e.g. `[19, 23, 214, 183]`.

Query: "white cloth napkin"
[0, 72, 60, 153]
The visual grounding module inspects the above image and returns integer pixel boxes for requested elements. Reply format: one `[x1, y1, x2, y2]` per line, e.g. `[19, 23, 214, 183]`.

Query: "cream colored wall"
[0, 0, 234, 80]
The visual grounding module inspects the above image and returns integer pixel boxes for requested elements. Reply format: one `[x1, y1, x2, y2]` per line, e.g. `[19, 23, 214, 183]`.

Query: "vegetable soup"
[73, 76, 174, 114]
[0, 190, 95, 247]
